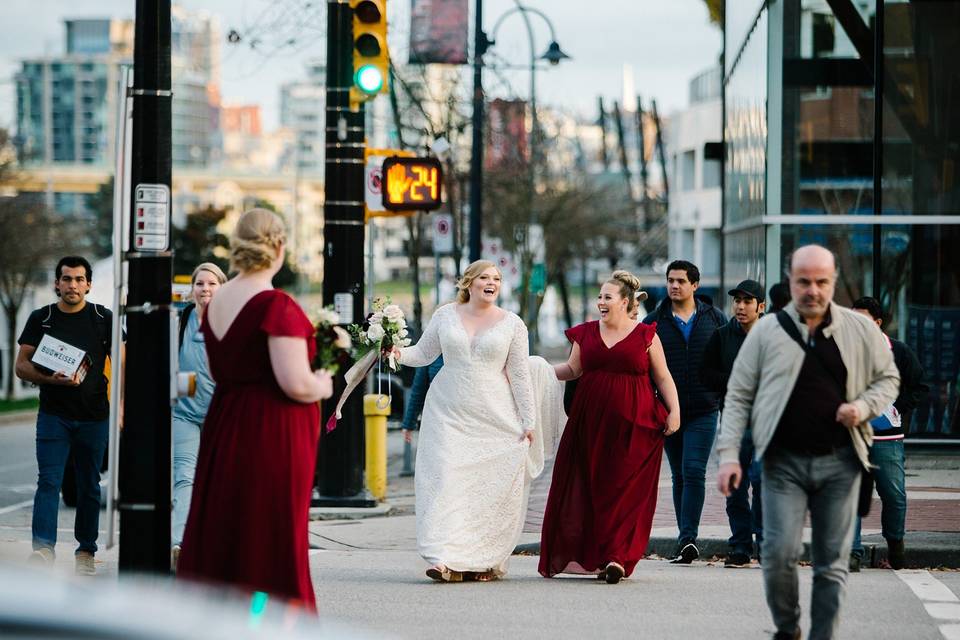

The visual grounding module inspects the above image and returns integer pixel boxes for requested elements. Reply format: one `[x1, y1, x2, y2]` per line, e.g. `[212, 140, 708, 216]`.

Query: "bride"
[395, 260, 538, 582]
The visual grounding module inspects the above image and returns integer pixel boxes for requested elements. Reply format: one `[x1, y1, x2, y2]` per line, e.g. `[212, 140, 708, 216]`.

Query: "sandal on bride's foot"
[603, 562, 625, 584]
[426, 565, 463, 582]
[472, 570, 500, 582]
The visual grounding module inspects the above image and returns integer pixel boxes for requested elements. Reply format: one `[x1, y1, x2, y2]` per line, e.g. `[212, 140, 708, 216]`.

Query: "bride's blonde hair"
[456, 260, 501, 303]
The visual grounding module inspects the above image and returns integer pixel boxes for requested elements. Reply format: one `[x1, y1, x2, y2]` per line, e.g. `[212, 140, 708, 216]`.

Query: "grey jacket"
[716, 302, 900, 470]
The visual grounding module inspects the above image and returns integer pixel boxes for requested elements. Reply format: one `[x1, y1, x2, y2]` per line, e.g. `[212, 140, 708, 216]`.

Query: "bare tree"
[0, 197, 63, 400]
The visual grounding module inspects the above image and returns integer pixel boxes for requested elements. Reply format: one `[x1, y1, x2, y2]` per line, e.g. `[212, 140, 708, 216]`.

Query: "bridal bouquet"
[326, 298, 411, 433]
[311, 307, 352, 374]
[347, 298, 411, 371]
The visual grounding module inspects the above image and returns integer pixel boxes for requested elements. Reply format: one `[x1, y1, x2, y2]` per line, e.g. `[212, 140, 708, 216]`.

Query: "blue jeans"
[33, 411, 108, 555]
[664, 411, 718, 544]
[851, 439, 906, 558]
[762, 446, 861, 640]
[172, 417, 201, 547]
[726, 432, 764, 555]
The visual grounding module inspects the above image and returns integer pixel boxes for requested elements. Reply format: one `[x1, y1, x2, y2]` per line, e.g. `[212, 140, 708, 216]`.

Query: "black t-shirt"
[770, 318, 851, 455]
[18, 303, 113, 421]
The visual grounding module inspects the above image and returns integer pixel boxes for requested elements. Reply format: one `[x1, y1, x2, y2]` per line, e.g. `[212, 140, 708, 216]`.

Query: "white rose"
[333, 326, 352, 349]
[397, 328, 408, 338]
[382, 304, 404, 322]
[399, 338, 412, 347]
[369, 311, 384, 325]
[366, 323, 385, 342]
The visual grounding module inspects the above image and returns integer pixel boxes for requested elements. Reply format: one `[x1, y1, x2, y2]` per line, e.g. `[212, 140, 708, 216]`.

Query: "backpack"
[178, 303, 196, 349]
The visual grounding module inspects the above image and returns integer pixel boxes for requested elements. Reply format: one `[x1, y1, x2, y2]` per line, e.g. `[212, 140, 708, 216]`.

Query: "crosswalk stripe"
[0, 499, 33, 516]
[897, 569, 960, 639]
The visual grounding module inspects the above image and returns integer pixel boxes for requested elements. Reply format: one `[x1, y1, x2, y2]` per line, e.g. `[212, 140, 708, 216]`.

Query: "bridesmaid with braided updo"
[539, 270, 681, 583]
[178, 208, 333, 610]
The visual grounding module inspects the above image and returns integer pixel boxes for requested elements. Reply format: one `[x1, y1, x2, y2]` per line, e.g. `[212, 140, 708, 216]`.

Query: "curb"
[0, 410, 37, 427]
[514, 532, 960, 569]
[309, 503, 393, 521]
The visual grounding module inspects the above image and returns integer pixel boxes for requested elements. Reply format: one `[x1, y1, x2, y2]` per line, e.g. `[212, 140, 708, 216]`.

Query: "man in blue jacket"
[643, 260, 726, 563]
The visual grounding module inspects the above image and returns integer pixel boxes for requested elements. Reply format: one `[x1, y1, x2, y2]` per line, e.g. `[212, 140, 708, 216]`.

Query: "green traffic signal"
[355, 64, 384, 94]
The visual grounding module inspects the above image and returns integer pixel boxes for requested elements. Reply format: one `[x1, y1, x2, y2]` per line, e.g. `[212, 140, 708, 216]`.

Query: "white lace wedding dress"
[399, 303, 539, 574]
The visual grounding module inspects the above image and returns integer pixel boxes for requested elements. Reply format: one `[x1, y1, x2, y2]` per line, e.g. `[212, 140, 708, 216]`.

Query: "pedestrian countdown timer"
[381, 157, 443, 211]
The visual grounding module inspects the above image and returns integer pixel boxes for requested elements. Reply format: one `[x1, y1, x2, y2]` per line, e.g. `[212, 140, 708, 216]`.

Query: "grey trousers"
[761, 446, 861, 640]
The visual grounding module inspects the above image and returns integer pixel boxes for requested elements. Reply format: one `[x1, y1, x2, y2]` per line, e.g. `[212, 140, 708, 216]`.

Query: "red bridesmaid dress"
[539, 320, 667, 578]
[178, 289, 320, 610]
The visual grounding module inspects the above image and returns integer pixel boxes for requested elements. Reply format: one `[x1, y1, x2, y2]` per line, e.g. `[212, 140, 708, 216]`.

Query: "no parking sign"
[432, 213, 453, 254]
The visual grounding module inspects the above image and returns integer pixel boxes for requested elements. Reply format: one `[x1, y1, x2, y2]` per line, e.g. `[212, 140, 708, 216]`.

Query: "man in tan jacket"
[716, 245, 899, 640]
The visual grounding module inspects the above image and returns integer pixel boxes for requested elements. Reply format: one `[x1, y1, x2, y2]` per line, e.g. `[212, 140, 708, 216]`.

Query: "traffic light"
[350, 0, 388, 107]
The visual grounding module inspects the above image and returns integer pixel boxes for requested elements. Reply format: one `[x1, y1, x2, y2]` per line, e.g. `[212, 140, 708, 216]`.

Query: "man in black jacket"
[701, 279, 765, 567]
[643, 260, 726, 563]
[849, 297, 927, 571]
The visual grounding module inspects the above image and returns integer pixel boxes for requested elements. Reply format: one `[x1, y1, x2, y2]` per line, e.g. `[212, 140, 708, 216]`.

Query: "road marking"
[897, 570, 960, 639]
[0, 499, 33, 515]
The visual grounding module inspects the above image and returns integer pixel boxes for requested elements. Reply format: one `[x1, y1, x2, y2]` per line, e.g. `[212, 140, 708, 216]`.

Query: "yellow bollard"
[363, 393, 390, 501]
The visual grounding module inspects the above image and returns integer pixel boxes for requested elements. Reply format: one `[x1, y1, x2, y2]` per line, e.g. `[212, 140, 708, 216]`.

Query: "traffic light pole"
[468, 0, 485, 262]
[316, 0, 374, 507]
[118, 0, 173, 573]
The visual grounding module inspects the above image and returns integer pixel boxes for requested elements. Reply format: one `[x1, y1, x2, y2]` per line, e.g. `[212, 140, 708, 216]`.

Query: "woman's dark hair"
[55, 256, 92, 281]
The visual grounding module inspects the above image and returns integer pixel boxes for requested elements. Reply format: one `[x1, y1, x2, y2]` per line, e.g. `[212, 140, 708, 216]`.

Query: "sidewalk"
[521, 449, 960, 568]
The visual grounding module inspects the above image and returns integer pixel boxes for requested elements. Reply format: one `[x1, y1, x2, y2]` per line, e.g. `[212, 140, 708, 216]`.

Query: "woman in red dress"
[178, 208, 333, 610]
[539, 270, 680, 583]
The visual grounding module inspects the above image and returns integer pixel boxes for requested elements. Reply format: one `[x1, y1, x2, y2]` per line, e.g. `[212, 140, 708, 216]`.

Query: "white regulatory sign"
[333, 293, 354, 325]
[432, 213, 454, 254]
[133, 183, 170, 252]
[365, 156, 385, 213]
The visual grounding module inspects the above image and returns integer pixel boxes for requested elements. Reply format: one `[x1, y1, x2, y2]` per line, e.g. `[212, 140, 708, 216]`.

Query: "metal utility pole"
[597, 96, 609, 171]
[468, 0, 486, 262]
[119, 0, 173, 573]
[635, 96, 651, 230]
[316, 0, 373, 507]
[651, 99, 669, 208]
[612, 101, 633, 196]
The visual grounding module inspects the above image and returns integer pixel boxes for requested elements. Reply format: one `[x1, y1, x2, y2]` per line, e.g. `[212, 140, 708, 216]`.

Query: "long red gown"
[539, 320, 667, 578]
[178, 289, 320, 610]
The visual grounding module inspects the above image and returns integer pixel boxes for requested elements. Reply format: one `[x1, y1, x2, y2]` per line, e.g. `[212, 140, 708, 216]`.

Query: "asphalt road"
[2, 418, 959, 639]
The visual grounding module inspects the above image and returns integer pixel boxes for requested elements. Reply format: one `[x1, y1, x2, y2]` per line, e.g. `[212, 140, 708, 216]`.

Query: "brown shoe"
[75, 551, 96, 576]
[28, 547, 54, 567]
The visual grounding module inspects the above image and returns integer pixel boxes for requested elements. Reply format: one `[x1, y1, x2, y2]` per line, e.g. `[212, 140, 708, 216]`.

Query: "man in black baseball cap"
[701, 278, 765, 567]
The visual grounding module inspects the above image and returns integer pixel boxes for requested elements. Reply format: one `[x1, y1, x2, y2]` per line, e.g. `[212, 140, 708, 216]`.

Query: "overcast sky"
[0, 0, 721, 131]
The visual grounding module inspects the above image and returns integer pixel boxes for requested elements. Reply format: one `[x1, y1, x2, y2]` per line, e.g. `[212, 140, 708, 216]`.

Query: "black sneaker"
[724, 552, 751, 567]
[849, 554, 861, 573]
[772, 630, 801, 640]
[669, 542, 699, 564]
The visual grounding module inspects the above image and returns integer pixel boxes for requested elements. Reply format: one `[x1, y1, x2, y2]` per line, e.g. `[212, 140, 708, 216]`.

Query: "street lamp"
[468, 0, 569, 264]
[488, 2, 569, 332]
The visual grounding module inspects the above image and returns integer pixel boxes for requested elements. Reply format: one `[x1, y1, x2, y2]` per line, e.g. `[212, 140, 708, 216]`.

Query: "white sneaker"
[75, 551, 96, 576]
[28, 547, 54, 566]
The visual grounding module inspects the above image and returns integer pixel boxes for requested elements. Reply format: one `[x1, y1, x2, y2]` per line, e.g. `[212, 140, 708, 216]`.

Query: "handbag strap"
[776, 310, 845, 393]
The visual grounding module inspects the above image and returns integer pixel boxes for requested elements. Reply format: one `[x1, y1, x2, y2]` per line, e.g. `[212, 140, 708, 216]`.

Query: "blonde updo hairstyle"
[606, 270, 647, 314]
[229, 208, 287, 273]
[456, 260, 501, 303]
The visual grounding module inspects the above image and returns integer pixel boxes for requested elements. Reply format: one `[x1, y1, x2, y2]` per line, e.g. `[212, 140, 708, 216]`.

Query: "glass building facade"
[723, 1, 960, 440]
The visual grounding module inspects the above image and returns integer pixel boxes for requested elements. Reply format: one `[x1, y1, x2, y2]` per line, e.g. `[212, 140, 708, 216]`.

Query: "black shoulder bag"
[776, 311, 874, 518]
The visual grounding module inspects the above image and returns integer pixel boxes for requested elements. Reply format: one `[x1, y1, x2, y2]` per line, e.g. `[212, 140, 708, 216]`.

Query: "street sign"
[382, 157, 443, 211]
[364, 147, 415, 220]
[365, 155, 385, 213]
[432, 213, 454, 254]
[133, 183, 170, 251]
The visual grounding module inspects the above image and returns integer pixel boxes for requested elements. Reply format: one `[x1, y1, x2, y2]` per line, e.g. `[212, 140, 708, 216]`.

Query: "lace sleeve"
[506, 316, 536, 431]
[399, 306, 443, 368]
